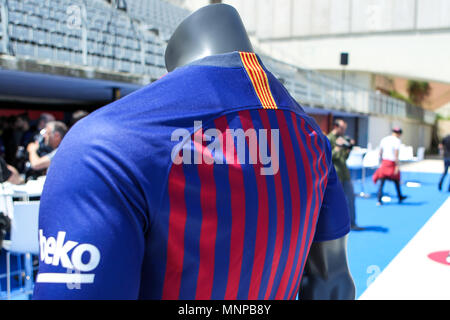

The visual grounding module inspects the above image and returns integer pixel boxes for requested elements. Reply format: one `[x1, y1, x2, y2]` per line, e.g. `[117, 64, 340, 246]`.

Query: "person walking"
[373, 128, 407, 205]
[438, 134, 450, 192]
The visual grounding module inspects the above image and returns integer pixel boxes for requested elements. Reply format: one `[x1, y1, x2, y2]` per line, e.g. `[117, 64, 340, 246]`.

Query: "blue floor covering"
[348, 171, 449, 298]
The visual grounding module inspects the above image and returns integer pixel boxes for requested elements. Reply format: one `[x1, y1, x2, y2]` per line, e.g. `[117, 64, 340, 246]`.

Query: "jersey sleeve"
[313, 153, 351, 243]
[33, 124, 148, 299]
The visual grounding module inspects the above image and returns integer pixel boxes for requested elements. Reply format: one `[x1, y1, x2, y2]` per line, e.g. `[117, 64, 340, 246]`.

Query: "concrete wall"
[367, 116, 433, 152]
[320, 70, 374, 90]
[437, 120, 450, 139]
[214, 0, 450, 84]
[261, 32, 450, 84]
[224, 0, 450, 39]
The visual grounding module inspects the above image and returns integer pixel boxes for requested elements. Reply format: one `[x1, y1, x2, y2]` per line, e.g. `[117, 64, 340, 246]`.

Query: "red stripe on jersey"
[302, 119, 328, 242]
[195, 129, 218, 300]
[258, 109, 285, 300]
[288, 118, 328, 299]
[214, 116, 247, 300]
[238, 110, 270, 299]
[162, 160, 187, 299]
[312, 128, 328, 202]
[273, 111, 302, 299]
[285, 114, 315, 300]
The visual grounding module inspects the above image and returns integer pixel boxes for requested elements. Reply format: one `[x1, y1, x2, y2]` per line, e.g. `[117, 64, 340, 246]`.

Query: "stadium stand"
[1, 0, 169, 78]
[126, 0, 190, 40]
[0, 0, 436, 126]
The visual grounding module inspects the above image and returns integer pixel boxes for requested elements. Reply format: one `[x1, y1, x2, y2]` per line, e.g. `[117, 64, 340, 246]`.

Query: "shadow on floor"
[352, 226, 389, 233]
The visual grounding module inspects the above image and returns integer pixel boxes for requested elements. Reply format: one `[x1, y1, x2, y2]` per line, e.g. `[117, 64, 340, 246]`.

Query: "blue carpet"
[348, 171, 449, 299]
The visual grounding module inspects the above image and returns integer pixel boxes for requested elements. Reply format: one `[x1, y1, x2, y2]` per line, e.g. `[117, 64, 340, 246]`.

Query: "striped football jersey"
[33, 51, 350, 300]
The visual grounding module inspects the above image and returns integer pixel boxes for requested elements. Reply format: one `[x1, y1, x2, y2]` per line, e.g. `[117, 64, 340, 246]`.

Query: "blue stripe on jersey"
[210, 121, 232, 300]
[282, 111, 309, 299]
[229, 112, 260, 300]
[265, 110, 293, 300]
[141, 158, 186, 299]
[290, 116, 321, 297]
[179, 140, 202, 299]
[141, 182, 171, 299]
[249, 109, 279, 300]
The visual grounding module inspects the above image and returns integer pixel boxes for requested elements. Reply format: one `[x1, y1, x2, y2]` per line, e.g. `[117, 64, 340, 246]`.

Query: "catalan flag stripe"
[240, 52, 278, 109]
[248, 53, 278, 108]
[244, 53, 273, 108]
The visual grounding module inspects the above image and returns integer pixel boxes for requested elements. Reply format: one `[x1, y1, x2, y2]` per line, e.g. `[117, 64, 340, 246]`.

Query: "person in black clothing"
[0, 156, 23, 184]
[2, 116, 19, 166]
[15, 113, 35, 148]
[438, 134, 450, 192]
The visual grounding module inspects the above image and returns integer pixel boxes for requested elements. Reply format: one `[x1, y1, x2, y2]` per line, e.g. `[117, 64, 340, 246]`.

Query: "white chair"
[399, 145, 414, 162]
[363, 149, 381, 168]
[2, 201, 40, 300]
[346, 149, 365, 170]
[346, 149, 365, 196]
[413, 147, 425, 162]
[360, 149, 381, 197]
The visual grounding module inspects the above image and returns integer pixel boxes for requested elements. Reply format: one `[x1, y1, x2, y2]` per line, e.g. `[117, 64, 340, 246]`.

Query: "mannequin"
[165, 4, 355, 300]
[33, 3, 355, 300]
[165, 4, 254, 72]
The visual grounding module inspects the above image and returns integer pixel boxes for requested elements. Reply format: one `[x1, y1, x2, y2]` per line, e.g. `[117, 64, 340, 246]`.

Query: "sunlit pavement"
[348, 159, 449, 299]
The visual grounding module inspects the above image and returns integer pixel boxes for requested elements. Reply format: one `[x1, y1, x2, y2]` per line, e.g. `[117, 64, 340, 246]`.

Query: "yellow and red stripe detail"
[239, 52, 278, 110]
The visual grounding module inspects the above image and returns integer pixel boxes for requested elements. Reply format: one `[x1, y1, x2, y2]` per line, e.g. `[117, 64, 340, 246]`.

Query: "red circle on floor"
[427, 251, 450, 266]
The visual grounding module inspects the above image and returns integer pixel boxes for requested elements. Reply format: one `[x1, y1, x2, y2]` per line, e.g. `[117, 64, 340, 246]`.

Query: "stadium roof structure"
[0, 0, 172, 105]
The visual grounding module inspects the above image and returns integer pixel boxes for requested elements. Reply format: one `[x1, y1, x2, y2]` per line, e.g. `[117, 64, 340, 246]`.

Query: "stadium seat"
[16, 43, 35, 58]
[2, 202, 40, 300]
[37, 45, 53, 61]
[27, 15, 41, 28]
[415, 147, 426, 162]
[8, 0, 22, 12]
[399, 145, 415, 162]
[34, 29, 47, 45]
[3, 0, 179, 75]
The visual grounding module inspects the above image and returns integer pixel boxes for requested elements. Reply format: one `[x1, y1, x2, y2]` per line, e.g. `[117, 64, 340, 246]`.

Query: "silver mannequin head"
[165, 4, 254, 72]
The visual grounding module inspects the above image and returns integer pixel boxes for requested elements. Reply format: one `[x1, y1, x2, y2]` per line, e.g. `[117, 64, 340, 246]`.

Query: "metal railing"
[263, 54, 435, 125]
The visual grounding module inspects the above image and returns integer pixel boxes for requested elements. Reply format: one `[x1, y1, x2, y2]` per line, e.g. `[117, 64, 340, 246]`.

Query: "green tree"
[407, 80, 431, 106]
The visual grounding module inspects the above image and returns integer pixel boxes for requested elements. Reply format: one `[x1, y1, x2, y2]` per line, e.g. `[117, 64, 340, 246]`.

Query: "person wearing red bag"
[373, 127, 407, 206]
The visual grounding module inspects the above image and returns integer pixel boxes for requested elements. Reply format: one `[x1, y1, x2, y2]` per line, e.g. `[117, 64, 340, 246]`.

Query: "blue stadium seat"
[37, 45, 53, 61]
[42, 19, 57, 32]
[8, 0, 23, 12]
[119, 60, 131, 73]
[34, 29, 47, 45]
[2, 0, 187, 75]
[27, 15, 41, 28]
[67, 36, 80, 51]
[15, 42, 35, 57]
[8, 11, 23, 25]
[51, 33, 64, 48]
[9, 25, 29, 42]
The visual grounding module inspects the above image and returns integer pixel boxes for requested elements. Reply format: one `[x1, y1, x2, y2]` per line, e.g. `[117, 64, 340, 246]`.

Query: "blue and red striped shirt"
[33, 51, 350, 300]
